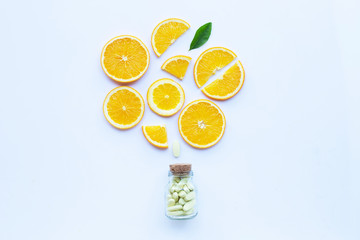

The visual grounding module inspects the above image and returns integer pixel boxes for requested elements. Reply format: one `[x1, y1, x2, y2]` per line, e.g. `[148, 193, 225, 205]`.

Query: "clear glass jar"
[165, 164, 198, 220]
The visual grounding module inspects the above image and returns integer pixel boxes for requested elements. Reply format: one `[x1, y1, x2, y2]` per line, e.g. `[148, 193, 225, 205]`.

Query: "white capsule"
[186, 182, 194, 191]
[170, 185, 176, 193]
[174, 185, 181, 192]
[172, 192, 179, 202]
[167, 199, 175, 206]
[178, 178, 188, 186]
[183, 199, 196, 212]
[173, 177, 180, 183]
[178, 198, 186, 205]
[172, 140, 180, 158]
[167, 205, 183, 212]
[183, 185, 190, 193]
[167, 210, 184, 216]
[167, 194, 172, 200]
[179, 190, 186, 198]
[184, 191, 195, 201]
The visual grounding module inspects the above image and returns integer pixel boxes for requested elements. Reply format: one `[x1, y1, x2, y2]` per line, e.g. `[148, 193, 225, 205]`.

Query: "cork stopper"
[169, 163, 191, 175]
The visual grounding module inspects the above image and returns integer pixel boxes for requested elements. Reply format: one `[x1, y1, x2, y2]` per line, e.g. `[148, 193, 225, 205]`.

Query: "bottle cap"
[169, 163, 191, 175]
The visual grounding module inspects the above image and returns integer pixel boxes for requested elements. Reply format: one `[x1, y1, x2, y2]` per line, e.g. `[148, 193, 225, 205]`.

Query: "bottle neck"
[168, 170, 193, 177]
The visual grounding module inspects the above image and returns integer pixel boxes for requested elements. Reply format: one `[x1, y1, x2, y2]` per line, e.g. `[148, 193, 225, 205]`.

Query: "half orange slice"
[194, 47, 236, 88]
[151, 18, 190, 57]
[202, 60, 245, 100]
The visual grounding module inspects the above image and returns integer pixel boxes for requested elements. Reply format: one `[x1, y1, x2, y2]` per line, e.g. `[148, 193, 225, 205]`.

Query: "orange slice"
[202, 60, 245, 100]
[103, 86, 145, 129]
[161, 55, 191, 80]
[147, 78, 185, 117]
[178, 99, 226, 149]
[151, 18, 190, 57]
[142, 125, 168, 148]
[194, 47, 237, 88]
[101, 35, 150, 83]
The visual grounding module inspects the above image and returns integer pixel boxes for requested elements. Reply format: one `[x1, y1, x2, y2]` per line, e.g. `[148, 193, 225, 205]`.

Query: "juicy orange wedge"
[142, 125, 168, 148]
[161, 55, 191, 80]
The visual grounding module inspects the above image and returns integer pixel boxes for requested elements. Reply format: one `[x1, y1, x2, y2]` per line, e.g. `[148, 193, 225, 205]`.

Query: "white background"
[0, 0, 359, 239]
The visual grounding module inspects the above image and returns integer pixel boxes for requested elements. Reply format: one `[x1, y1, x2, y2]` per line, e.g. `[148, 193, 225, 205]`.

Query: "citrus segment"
[147, 79, 185, 117]
[161, 55, 191, 80]
[142, 125, 168, 148]
[103, 86, 145, 129]
[101, 35, 150, 83]
[178, 99, 226, 148]
[202, 60, 245, 100]
[151, 18, 190, 57]
[194, 47, 237, 88]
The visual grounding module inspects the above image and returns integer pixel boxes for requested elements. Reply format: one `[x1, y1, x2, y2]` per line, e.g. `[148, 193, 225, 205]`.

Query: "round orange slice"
[161, 55, 191, 80]
[202, 60, 245, 100]
[151, 18, 190, 57]
[194, 47, 237, 88]
[178, 99, 226, 149]
[103, 86, 145, 129]
[101, 35, 150, 83]
[147, 78, 185, 117]
[142, 125, 168, 148]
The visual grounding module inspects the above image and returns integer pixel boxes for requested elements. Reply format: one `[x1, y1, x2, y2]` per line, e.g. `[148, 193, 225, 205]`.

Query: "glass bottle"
[165, 164, 198, 220]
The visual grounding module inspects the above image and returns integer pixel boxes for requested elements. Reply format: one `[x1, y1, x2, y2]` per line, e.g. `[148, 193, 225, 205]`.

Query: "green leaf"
[189, 22, 212, 51]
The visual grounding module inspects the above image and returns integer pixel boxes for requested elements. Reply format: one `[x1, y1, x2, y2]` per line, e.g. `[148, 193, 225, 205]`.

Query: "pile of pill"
[166, 176, 196, 216]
